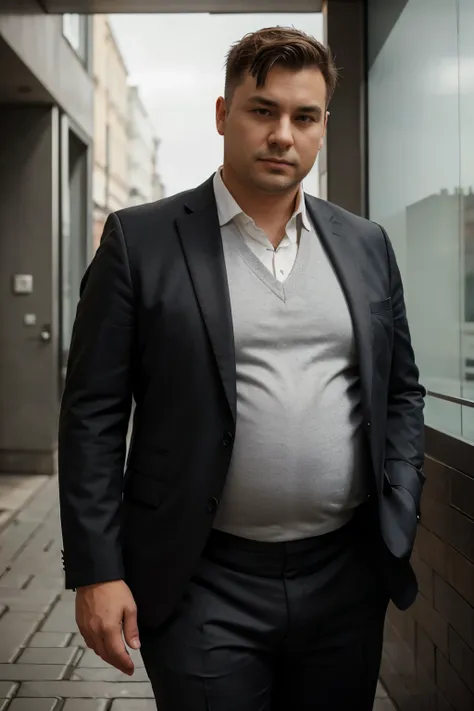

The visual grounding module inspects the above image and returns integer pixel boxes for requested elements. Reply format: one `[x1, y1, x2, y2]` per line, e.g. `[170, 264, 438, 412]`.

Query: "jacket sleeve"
[382, 225, 426, 513]
[58, 213, 134, 589]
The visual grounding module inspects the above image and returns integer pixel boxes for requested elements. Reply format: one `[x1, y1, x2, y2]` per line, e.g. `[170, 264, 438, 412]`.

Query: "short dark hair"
[224, 26, 338, 106]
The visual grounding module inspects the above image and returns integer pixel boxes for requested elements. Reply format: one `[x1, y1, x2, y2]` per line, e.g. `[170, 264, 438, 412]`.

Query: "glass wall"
[368, 0, 474, 442]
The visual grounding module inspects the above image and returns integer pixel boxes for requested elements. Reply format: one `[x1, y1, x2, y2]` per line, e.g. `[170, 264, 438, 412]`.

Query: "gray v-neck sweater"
[212, 221, 369, 542]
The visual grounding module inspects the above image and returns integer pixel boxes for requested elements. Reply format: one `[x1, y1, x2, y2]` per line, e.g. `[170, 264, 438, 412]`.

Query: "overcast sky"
[109, 12, 323, 197]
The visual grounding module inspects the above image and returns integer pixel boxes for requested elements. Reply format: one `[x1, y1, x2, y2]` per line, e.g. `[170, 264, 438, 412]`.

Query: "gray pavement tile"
[77, 649, 144, 669]
[62, 702, 110, 711]
[0, 477, 48, 522]
[0, 588, 59, 614]
[0, 522, 38, 577]
[25, 578, 65, 596]
[18, 681, 154, 698]
[17, 647, 81, 666]
[0, 664, 68, 681]
[60, 590, 76, 602]
[0, 571, 31, 589]
[69, 635, 85, 648]
[16, 477, 59, 524]
[111, 702, 156, 711]
[41, 601, 78, 634]
[7, 700, 60, 711]
[0, 611, 42, 663]
[7, 556, 63, 579]
[0, 605, 6, 619]
[28, 632, 72, 648]
[0, 681, 18, 698]
[71, 668, 149, 683]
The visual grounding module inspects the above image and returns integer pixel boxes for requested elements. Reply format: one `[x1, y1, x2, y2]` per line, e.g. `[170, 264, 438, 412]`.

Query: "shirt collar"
[212, 167, 312, 237]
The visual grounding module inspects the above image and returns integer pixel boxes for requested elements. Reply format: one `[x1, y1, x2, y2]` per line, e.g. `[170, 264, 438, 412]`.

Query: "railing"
[427, 390, 474, 409]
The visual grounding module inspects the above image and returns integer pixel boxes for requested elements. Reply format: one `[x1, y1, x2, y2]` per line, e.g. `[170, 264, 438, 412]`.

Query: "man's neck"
[221, 165, 300, 248]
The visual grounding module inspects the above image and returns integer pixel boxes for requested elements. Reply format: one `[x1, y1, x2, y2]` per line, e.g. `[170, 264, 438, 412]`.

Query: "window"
[368, 0, 474, 442]
[62, 13, 88, 64]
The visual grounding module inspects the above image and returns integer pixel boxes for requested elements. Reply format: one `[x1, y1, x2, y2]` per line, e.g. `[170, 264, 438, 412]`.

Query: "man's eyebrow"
[247, 95, 323, 117]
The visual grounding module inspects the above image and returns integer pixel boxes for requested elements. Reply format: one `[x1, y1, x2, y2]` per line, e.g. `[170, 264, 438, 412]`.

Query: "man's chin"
[252, 175, 298, 194]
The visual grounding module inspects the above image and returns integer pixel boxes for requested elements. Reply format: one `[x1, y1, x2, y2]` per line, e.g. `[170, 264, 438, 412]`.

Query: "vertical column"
[0, 106, 61, 475]
[319, 0, 367, 216]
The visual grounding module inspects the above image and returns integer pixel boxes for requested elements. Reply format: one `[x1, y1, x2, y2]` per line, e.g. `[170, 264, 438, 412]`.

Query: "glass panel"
[62, 13, 88, 63]
[368, 0, 465, 440]
[459, 0, 474, 438]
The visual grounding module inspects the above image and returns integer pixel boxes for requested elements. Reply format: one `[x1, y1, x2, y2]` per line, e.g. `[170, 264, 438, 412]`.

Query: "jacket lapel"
[305, 196, 373, 421]
[176, 177, 237, 421]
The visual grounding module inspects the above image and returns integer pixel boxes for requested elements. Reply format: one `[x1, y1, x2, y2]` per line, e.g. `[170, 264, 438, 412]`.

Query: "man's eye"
[296, 115, 314, 123]
[253, 108, 271, 116]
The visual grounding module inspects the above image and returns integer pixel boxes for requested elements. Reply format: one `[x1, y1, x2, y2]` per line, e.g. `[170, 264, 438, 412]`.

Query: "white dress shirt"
[213, 167, 312, 283]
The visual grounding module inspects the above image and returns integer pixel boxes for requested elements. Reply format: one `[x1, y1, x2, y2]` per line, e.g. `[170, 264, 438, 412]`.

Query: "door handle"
[39, 324, 52, 343]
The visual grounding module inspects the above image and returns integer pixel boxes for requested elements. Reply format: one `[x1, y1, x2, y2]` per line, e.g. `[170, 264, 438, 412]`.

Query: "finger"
[81, 633, 96, 651]
[123, 604, 140, 650]
[102, 628, 134, 675]
[94, 637, 110, 664]
[81, 631, 107, 663]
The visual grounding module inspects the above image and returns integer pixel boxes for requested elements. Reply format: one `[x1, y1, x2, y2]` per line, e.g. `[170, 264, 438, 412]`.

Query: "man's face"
[216, 66, 328, 194]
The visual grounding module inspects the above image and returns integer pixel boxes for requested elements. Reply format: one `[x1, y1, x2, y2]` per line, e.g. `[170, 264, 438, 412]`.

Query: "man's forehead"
[237, 69, 326, 105]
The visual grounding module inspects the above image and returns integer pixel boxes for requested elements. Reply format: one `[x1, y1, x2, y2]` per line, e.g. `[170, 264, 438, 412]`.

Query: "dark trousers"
[140, 508, 389, 711]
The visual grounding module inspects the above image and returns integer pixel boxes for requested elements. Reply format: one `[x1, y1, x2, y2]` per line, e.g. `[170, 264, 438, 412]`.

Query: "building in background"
[92, 14, 129, 251]
[152, 138, 166, 201]
[92, 19, 163, 251]
[128, 85, 164, 206]
[0, 8, 94, 477]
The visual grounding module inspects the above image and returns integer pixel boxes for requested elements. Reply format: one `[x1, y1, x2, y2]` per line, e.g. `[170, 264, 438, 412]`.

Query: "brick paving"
[0, 474, 396, 710]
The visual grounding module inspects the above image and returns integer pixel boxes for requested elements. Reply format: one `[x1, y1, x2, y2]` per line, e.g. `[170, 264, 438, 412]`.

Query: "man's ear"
[216, 96, 227, 136]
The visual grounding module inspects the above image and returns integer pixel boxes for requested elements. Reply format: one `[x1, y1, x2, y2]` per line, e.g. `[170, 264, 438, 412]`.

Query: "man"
[58, 26, 425, 711]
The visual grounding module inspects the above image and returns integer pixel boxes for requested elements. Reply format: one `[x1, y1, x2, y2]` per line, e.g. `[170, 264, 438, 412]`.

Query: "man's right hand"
[75, 580, 140, 676]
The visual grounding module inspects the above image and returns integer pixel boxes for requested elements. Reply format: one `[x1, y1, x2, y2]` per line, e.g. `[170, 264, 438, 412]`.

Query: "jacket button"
[222, 432, 233, 448]
[206, 497, 219, 514]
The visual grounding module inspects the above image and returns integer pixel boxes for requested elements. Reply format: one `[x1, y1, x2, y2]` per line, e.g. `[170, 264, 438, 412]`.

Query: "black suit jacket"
[58, 175, 426, 627]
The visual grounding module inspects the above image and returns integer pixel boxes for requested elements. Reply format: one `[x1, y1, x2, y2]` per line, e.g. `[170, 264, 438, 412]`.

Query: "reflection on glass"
[367, 0, 474, 442]
[459, 0, 474, 438]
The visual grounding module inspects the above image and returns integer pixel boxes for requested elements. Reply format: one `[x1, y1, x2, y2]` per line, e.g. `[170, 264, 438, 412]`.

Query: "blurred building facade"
[128, 85, 165, 206]
[92, 16, 162, 252]
[92, 15, 130, 251]
[0, 6, 162, 477]
[0, 9, 94, 477]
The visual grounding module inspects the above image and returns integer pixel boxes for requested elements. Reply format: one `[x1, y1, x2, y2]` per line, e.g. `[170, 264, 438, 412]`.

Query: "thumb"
[123, 604, 140, 650]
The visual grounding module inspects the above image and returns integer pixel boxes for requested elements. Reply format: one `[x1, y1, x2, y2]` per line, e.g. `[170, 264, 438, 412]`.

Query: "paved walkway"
[0, 475, 396, 710]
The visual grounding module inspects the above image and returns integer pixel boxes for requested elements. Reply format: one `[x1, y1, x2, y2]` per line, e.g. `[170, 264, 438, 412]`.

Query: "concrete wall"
[0, 12, 93, 139]
[0, 107, 60, 474]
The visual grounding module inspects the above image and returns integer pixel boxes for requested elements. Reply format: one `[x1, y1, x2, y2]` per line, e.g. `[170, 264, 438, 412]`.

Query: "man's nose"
[269, 117, 294, 150]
